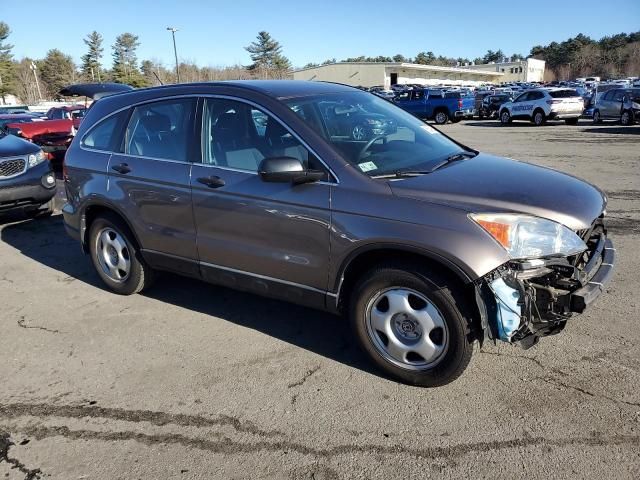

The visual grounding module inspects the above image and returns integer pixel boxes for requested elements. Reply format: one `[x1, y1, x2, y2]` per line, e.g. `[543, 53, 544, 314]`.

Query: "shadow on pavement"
[0, 215, 378, 379]
[580, 126, 640, 135]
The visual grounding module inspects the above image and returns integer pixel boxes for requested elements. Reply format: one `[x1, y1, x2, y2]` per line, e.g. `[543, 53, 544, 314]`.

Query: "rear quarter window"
[81, 110, 128, 151]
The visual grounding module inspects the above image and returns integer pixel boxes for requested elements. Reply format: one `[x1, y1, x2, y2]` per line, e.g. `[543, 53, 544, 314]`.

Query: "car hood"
[388, 153, 606, 230]
[0, 132, 40, 157]
[58, 82, 133, 100]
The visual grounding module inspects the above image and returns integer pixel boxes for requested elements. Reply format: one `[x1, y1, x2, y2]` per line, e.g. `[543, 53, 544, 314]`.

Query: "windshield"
[284, 92, 467, 177]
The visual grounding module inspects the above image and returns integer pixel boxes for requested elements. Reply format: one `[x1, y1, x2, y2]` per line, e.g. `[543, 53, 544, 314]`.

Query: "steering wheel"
[358, 135, 387, 162]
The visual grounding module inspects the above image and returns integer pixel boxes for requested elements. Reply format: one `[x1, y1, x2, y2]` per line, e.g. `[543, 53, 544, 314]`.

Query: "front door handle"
[197, 176, 226, 188]
[112, 163, 131, 174]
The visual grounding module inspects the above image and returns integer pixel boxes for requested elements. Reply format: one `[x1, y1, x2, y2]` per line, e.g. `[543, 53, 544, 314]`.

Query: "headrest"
[140, 113, 171, 133]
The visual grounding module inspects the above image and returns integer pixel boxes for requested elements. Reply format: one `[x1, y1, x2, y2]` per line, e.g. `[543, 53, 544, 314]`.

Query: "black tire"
[564, 118, 579, 126]
[434, 110, 449, 125]
[592, 110, 601, 124]
[620, 110, 633, 126]
[500, 109, 511, 125]
[349, 263, 475, 387]
[532, 109, 546, 126]
[88, 213, 155, 295]
[451, 117, 462, 123]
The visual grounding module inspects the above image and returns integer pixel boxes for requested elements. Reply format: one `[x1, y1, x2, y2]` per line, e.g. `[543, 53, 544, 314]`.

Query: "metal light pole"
[166, 27, 180, 83]
[30, 62, 43, 102]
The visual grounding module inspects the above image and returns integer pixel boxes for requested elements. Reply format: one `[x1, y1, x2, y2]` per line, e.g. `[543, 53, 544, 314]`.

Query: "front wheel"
[88, 214, 155, 295]
[620, 110, 633, 126]
[500, 110, 511, 125]
[592, 110, 601, 124]
[350, 264, 475, 387]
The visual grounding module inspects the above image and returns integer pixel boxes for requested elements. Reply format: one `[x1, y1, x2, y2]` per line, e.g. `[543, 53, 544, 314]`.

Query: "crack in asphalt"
[0, 431, 42, 480]
[535, 377, 640, 408]
[480, 350, 640, 408]
[288, 365, 321, 388]
[0, 402, 283, 438]
[17, 316, 61, 334]
[3, 424, 638, 461]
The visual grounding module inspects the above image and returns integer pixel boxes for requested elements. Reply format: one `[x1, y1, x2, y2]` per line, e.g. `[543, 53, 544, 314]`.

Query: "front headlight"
[27, 150, 46, 169]
[470, 213, 587, 259]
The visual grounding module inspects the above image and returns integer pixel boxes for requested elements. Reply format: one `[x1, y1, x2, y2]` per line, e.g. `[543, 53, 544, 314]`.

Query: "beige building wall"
[293, 63, 502, 88]
[293, 63, 387, 87]
[466, 58, 546, 83]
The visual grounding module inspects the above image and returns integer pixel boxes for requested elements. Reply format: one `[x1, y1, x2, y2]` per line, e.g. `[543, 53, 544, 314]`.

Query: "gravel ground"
[1, 120, 639, 479]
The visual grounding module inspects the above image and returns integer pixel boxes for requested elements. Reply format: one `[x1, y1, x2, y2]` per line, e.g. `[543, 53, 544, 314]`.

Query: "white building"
[462, 58, 546, 83]
[293, 62, 503, 88]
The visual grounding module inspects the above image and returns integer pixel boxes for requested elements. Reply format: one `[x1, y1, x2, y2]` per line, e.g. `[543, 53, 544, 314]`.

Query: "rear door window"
[124, 98, 196, 161]
[410, 90, 425, 101]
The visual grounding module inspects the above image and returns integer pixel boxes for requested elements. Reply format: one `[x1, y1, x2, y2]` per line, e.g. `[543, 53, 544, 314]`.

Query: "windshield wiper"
[430, 151, 477, 171]
[371, 170, 432, 179]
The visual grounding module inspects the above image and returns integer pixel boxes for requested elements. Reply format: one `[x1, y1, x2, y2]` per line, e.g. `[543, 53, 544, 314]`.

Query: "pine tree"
[112, 33, 146, 86]
[0, 22, 16, 103]
[81, 31, 104, 82]
[245, 31, 291, 78]
[39, 49, 75, 97]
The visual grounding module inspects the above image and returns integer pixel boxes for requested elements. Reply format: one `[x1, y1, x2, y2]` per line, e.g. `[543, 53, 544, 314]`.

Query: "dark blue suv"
[0, 130, 56, 216]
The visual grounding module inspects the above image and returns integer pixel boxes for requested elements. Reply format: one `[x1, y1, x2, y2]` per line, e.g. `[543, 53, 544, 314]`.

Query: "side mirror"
[258, 156, 325, 185]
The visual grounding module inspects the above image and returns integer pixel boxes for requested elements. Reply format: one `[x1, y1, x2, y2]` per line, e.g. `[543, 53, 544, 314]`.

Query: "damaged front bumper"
[478, 218, 615, 348]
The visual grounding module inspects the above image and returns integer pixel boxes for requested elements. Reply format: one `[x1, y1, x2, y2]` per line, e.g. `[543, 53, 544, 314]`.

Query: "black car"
[478, 94, 512, 119]
[318, 101, 397, 140]
[0, 129, 56, 217]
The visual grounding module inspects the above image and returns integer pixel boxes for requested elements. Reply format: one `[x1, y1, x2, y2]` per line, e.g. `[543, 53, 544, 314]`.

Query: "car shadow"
[580, 126, 640, 135]
[461, 121, 547, 128]
[0, 215, 378, 379]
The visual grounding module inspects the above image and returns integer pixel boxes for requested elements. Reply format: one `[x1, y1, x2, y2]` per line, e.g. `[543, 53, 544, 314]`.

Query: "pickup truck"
[393, 89, 476, 124]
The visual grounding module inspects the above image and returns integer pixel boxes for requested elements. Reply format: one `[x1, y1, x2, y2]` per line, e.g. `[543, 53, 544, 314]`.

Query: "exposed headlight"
[366, 118, 383, 125]
[27, 150, 46, 169]
[470, 213, 587, 259]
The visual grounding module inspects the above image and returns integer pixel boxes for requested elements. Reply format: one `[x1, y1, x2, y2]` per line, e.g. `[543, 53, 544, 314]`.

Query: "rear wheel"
[434, 110, 449, 125]
[88, 214, 155, 295]
[620, 110, 632, 126]
[565, 118, 579, 126]
[532, 109, 546, 126]
[500, 109, 511, 125]
[350, 264, 475, 387]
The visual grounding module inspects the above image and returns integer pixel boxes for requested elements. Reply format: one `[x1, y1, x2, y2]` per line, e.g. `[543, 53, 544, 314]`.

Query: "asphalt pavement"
[1, 121, 638, 479]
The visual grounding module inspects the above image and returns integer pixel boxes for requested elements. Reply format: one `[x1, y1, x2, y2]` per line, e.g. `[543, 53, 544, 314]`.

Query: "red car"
[6, 83, 133, 168]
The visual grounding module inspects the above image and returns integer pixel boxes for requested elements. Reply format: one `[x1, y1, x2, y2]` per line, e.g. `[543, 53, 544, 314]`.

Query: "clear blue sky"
[4, 0, 640, 68]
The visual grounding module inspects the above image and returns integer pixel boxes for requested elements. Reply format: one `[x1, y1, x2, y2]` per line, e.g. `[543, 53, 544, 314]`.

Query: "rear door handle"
[112, 163, 131, 174]
[197, 176, 226, 188]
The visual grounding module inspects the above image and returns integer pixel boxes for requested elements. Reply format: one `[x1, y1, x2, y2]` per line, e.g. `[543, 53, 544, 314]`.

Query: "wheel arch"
[333, 243, 477, 305]
[332, 245, 485, 340]
[80, 200, 142, 253]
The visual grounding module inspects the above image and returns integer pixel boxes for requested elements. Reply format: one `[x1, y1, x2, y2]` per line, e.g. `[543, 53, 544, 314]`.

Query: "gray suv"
[63, 81, 615, 387]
